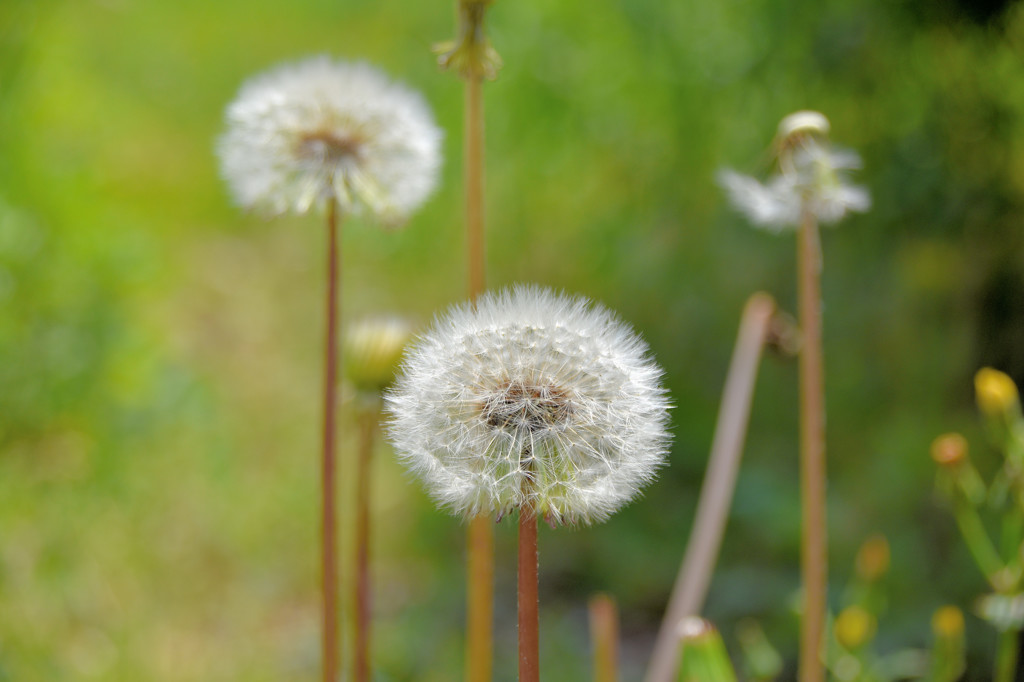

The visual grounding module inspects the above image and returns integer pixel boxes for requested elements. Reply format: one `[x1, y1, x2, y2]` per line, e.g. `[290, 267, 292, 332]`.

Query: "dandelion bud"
[975, 367, 1020, 418]
[855, 534, 890, 582]
[834, 606, 876, 650]
[677, 618, 739, 682]
[932, 606, 965, 638]
[218, 58, 442, 222]
[930, 606, 966, 682]
[344, 316, 414, 395]
[931, 433, 969, 467]
[385, 286, 671, 526]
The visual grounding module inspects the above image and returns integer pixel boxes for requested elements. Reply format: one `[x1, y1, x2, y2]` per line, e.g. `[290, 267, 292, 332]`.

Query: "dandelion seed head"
[718, 111, 870, 231]
[384, 285, 672, 526]
[218, 57, 442, 223]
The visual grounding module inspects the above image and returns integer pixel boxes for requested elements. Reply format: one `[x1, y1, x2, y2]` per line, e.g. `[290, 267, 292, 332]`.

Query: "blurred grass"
[3, 0, 1024, 679]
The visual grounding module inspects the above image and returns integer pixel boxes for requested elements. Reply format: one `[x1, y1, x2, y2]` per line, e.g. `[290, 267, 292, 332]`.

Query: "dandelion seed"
[218, 57, 442, 223]
[385, 285, 671, 526]
[718, 111, 870, 232]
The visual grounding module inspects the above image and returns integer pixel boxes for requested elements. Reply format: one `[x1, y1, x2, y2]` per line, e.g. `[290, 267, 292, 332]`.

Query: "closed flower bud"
[855, 534, 890, 582]
[835, 606, 876, 650]
[975, 367, 1020, 418]
[344, 316, 414, 395]
[931, 433, 969, 468]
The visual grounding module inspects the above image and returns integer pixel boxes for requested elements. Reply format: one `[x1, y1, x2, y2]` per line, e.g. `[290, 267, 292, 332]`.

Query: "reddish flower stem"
[518, 508, 540, 682]
[322, 199, 341, 682]
[464, 57, 494, 682]
[589, 593, 620, 682]
[798, 209, 827, 682]
[352, 407, 377, 682]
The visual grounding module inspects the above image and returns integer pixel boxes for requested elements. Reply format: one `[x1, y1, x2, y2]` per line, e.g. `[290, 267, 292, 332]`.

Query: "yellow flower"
[835, 606, 876, 650]
[975, 367, 1019, 417]
[932, 606, 964, 638]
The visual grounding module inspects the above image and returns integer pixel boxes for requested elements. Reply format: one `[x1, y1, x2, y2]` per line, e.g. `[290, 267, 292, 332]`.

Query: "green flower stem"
[1000, 504, 1024, 569]
[953, 500, 1006, 590]
[995, 628, 1019, 682]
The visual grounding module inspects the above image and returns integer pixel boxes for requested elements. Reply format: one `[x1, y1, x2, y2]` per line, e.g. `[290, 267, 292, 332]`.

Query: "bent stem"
[798, 208, 827, 682]
[352, 405, 378, 682]
[589, 594, 619, 682]
[322, 198, 342, 682]
[644, 293, 777, 682]
[518, 507, 540, 682]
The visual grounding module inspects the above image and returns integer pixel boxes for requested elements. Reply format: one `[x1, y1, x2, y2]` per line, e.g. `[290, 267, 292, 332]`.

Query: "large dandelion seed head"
[218, 57, 442, 223]
[384, 286, 672, 526]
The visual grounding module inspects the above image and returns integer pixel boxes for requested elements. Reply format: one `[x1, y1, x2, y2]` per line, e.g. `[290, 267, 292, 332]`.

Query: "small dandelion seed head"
[718, 111, 870, 231]
[384, 285, 672, 526]
[218, 57, 442, 223]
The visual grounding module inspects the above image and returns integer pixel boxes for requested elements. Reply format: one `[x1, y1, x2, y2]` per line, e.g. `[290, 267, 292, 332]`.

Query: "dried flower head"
[718, 111, 870, 232]
[384, 286, 671, 526]
[218, 57, 442, 223]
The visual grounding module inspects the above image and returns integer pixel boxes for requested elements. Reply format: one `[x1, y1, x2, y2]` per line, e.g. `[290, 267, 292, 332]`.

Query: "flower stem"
[466, 514, 494, 682]
[322, 198, 342, 682]
[995, 629, 1019, 682]
[352, 406, 378, 682]
[798, 208, 827, 682]
[589, 593, 619, 682]
[644, 293, 776, 682]
[463, 35, 493, 682]
[953, 499, 1006, 589]
[466, 74, 485, 299]
[518, 508, 540, 682]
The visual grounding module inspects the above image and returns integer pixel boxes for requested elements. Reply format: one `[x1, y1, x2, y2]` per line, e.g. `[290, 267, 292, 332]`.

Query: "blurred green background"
[3, 0, 1024, 679]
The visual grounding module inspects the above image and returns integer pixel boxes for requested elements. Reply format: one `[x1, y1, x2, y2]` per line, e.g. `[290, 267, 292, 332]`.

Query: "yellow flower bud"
[931, 606, 964, 638]
[975, 368, 1019, 417]
[855, 534, 890, 582]
[835, 606, 876, 650]
[930, 433, 968, 467]
[344, 316, 413, 394]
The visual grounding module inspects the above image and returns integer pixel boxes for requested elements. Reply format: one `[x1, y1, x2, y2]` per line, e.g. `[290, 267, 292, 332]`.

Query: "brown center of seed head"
[296, 129, 365, 164]
[480, 380, 573, 433]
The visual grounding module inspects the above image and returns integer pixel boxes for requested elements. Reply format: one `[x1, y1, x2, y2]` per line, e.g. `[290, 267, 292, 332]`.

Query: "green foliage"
[3, 0, 1024, 679]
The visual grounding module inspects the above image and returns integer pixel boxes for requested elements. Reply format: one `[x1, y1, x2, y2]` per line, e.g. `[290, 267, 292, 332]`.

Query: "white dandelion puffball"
[218, 57, 442, 222]
[717, 119, 870, 232]
[385, 286, 672, 526]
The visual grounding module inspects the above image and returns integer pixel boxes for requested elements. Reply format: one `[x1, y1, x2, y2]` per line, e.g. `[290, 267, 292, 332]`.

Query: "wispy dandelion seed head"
[218, 57, 442, 223]
[718, 111, 870, 231]
[384, 286, 672, 526]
